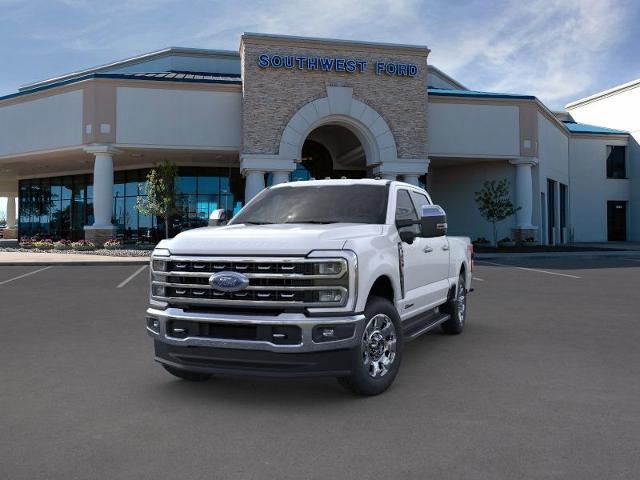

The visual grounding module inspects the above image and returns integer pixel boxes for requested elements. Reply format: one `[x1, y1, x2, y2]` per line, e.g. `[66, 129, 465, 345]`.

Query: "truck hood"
[165, 223, 384, 256]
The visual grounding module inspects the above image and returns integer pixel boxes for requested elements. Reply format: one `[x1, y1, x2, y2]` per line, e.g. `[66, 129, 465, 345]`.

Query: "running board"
[402, 310, 450, 342]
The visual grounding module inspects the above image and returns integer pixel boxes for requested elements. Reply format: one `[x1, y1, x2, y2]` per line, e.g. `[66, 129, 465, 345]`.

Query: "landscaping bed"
[0, 247, 151, 257]
[473, 245, 623, 253]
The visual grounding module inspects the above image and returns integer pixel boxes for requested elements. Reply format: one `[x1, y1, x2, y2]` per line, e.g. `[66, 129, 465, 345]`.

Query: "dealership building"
[0, 33, 637, 244]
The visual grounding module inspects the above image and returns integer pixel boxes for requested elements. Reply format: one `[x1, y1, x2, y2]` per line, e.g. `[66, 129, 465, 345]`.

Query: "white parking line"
[477, 260, 581, 279]
[0, 266, 52, 286]
[473, 277, 485, 282]
[117, 265, 148, 289]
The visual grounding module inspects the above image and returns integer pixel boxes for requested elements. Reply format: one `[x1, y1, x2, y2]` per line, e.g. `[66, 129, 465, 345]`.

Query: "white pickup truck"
[147, 179, 473, 395]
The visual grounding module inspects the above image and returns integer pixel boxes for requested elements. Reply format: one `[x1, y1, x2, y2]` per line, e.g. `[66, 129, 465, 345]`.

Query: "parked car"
[146, 179, 473, 395]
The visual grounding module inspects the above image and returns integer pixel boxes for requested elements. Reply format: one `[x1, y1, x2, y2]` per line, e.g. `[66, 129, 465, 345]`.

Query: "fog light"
[317, 262, 342, 275]
[152, 259, 168, 272]
[312, 324, 356, 342]
[146, 317, 160, 333]
[318, 290, 343, 303]
[152, 285, 166, 297]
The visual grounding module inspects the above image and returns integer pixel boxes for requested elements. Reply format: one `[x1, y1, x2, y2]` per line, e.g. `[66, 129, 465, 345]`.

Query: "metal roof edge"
[2, 72, 242, 103]
[19, 46, 240, 92]
[565, 78, 640, 109]
[427, 65, 467, 90]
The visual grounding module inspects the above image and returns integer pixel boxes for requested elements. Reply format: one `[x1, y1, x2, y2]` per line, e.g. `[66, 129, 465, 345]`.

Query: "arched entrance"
[298, 124, 367, 179]
[278, 86, 399, 170]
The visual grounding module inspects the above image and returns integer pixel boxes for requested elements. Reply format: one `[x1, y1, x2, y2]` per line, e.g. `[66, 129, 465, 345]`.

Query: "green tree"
[474, 179, 519, 246]
[136, 161, 178, 239]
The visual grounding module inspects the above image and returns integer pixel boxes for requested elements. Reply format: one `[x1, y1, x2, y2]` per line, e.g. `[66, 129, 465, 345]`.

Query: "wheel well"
[448, 264, 467, 299]
[368, 275, 394, 303]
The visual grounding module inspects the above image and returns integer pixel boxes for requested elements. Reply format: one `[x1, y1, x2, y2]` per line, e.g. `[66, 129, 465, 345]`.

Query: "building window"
[606, 146, 626, 179]
[18, 166, 245, 242]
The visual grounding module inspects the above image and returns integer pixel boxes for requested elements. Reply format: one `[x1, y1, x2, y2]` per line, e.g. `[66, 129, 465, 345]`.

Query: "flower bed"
[70, 240, 96, 251]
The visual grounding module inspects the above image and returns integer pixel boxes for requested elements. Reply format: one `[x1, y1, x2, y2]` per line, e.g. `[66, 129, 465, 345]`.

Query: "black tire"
[337, 296, 403, 396]
[440, 273, 467, 335]
[162, 364, 212, 382]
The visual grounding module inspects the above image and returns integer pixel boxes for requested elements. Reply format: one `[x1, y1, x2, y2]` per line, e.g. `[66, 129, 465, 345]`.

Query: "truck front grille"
[151, 256, 349, 309]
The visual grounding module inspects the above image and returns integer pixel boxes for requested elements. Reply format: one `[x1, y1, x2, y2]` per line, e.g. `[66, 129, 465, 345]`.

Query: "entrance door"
[607, 201, 627, 241]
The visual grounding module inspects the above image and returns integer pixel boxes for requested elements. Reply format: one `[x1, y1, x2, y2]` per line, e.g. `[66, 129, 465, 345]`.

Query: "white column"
[6, 195, 16, 229]
[244, 170, 265, 202]
[271, 171, 290, 185]
[509, 158, 538, 229]
[403, 175, 420, 186]
[91, 151, 115, 227]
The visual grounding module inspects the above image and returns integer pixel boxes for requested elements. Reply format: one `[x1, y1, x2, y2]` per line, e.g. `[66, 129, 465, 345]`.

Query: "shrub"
[473, 237, 490, 245]
[71, 240, 96, 251]
[33, 239, 54, 250]
[54, 239, 72, 250]
[20, 236, 35, 249]
[103, 238, 122, 250]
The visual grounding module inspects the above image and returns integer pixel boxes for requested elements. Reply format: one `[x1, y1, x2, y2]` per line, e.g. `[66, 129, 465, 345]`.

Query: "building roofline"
[428, 88, 535, 100]
[565, 78, 640, 109]
[2, 72, 241, 104]
[19, 47, 240, 92]
[427, 65, 467, 90]
[241, 32, 430, 55]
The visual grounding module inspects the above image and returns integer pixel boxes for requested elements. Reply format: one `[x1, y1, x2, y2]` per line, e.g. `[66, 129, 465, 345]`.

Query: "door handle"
[423, 246, 433, 253]
[442, 244, 450, 251]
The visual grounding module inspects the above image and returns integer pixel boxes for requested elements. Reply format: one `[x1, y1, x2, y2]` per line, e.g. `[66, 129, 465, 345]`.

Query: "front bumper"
[147, 307, 365, 376]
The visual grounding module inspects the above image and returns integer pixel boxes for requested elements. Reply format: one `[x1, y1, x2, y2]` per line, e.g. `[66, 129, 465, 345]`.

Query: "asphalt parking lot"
[1, 257, 639, 479]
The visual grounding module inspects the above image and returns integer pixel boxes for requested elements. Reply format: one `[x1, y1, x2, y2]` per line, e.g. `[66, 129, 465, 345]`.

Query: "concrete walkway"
[0, 251, 149, 266]
[476, 250, 640, 260]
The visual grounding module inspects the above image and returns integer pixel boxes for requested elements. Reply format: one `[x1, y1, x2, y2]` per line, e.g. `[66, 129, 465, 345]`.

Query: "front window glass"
[606, 146, 626, 179]
[395, 189, 420, 234]
[231, 184, 388, 225]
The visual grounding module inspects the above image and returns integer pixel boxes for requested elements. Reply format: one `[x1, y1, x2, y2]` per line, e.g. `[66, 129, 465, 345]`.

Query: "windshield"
[230, 184, 388, 225]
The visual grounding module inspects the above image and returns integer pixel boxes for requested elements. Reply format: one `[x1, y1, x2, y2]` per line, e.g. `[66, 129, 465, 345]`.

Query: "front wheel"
[441, 273, 467, 335]
[337, 296, 403, 396]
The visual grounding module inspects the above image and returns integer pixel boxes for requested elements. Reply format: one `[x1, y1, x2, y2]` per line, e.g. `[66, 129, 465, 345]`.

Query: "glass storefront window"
[18, 166, 245, 241]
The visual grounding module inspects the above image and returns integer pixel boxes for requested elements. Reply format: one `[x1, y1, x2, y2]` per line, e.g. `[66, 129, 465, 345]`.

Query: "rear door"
[409, 190, 451, 305]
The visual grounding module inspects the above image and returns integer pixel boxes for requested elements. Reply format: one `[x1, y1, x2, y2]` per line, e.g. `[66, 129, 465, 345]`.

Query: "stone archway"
[278, 86, 398, 167]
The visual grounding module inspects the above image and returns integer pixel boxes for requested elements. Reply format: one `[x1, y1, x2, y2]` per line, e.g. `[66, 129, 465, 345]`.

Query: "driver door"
[395, 189, 440, 316]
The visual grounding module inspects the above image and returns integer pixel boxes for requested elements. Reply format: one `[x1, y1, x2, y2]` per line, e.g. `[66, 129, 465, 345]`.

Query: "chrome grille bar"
[151, 256, 349, 308]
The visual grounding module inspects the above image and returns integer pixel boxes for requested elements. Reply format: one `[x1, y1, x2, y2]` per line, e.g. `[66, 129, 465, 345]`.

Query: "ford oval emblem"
[209, 271, 250, 292]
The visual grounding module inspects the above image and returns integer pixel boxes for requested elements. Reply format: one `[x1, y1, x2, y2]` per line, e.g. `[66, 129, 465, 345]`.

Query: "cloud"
[1, 0, 636, 108]
[429, 0, 631, 107]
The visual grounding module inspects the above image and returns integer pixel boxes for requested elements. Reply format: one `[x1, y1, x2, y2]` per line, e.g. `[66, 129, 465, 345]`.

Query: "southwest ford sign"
[257, 54, 418, 77]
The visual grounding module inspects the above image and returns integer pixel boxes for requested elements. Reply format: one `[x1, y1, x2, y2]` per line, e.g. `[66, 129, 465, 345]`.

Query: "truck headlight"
[316, 262, 344, 275]
[152, 259, 168, 272]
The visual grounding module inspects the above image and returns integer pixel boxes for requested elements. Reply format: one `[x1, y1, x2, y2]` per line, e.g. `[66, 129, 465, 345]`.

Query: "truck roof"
[270, 178, 422, 189]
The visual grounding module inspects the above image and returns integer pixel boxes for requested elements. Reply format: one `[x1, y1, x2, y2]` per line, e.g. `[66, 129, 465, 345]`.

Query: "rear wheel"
[441, 273, 467, 335]
[162, 364, 212, 382]
[337, 296, 403, 396]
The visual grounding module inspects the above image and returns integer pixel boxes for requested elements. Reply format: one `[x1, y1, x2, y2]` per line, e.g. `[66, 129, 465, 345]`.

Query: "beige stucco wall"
[240, 35, 429, 160]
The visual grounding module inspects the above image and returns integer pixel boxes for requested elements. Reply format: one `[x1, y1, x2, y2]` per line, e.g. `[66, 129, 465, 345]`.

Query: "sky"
[1, 0, 639, 216]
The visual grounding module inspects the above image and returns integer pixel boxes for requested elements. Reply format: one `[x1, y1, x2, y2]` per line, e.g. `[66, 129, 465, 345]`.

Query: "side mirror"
[208, 209, 228, 227]
[421, 205, 447, 237]
[399, 230, 418, 244]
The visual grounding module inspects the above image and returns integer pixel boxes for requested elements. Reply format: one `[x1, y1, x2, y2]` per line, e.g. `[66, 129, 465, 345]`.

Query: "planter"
[497, 241, 516, 248]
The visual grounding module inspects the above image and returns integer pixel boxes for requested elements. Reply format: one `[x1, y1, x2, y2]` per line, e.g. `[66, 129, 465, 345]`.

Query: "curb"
[0, 259, 150, 266]
[475, 251, 640, 260]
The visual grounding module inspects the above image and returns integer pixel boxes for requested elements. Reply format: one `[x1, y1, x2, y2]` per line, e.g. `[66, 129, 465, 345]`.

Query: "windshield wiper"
[244, 221, 275, 225]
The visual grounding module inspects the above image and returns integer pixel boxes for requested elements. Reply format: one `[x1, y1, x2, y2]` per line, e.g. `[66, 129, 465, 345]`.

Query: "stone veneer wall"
[240, 36, 429, 160]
